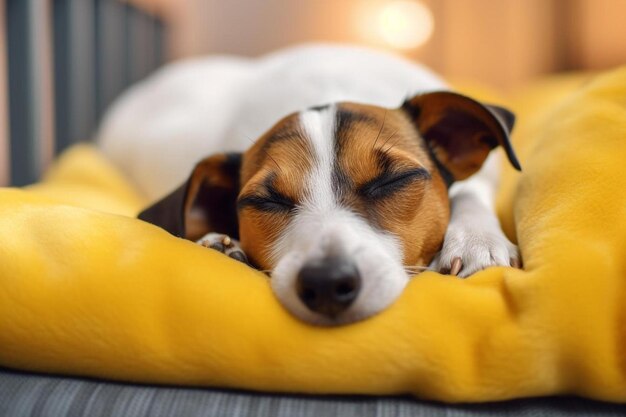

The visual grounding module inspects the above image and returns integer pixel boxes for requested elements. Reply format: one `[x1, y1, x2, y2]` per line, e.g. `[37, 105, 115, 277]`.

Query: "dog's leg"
[197, 233, 249, 264]
[430, 153, 520, 277]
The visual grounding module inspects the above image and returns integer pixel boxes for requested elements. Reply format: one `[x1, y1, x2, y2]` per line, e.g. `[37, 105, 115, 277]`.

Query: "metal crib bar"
[3, 0, 167, 186]
[95, 0, 126, 122]
[6, 0, 54, 186]
[0, 0, 8, 187]
[53, 0, 97, 155]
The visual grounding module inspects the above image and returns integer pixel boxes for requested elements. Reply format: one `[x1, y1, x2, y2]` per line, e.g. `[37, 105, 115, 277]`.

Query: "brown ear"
[404, 91, 520, 182]
[137, 153, 242, 241]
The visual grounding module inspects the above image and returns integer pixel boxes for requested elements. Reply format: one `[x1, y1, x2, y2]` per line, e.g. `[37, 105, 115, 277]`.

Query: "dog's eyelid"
[359, 167, 430, 199]
[372, 167, 431, 184]
[237, 190, 295, 213]
[265, 185, 294, 203]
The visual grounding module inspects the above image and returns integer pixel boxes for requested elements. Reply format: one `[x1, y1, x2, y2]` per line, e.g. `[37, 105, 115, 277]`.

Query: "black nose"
[296, 257, 361, 317]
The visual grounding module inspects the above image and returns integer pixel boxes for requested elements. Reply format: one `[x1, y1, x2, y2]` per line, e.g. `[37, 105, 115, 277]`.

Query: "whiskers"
[404, 265, 433, 277]
[380, 129, 401, 155]
[370, 109, 388, 151]
[259, 266, 432, 278]
[243, 134, 285, 177]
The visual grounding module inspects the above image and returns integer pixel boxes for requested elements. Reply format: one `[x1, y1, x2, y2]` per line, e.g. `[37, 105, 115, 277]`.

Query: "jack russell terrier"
[98, 45, 521, 326]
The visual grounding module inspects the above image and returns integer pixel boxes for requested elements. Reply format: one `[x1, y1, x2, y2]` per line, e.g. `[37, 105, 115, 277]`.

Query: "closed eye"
[237, 189, 295, 213]
[360, 168, 430, 199]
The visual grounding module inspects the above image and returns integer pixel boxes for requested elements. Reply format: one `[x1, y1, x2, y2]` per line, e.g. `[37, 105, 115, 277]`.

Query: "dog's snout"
[296, 257, 361, 317]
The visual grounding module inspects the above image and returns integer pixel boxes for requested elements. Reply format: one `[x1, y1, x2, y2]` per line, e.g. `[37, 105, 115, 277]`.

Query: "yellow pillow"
[1, 68, 625, 403]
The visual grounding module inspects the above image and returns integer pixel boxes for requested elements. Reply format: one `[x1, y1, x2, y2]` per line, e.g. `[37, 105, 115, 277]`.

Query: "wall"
[149, 0, 626, 90]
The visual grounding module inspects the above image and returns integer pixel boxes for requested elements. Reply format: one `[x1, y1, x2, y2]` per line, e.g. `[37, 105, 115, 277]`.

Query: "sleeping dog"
[98, 45, 521, 325]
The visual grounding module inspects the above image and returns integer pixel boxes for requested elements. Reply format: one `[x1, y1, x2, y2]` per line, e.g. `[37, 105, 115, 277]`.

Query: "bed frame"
[1, 0, 165, 187]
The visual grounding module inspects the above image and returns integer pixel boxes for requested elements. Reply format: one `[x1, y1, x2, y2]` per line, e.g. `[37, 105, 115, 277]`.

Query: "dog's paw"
[430, 224, 521, 278]
[196, 233, 249, 264]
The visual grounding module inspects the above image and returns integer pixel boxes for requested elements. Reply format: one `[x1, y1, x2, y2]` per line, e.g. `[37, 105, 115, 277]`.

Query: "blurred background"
[1, 0, 625, 186]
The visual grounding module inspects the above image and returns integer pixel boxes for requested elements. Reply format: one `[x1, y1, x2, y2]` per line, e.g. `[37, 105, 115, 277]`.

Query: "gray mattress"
[1, 368, 624, 417]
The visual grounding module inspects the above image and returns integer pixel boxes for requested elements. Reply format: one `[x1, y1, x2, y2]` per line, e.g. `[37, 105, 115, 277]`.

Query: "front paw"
[430, 225, 521, 278]
[196, 233, 249, 264]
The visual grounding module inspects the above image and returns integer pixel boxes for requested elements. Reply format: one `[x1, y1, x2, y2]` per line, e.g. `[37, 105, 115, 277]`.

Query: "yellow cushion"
[1, 68, 625, 403]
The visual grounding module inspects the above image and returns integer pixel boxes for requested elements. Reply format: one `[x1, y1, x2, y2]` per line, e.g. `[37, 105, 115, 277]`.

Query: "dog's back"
[98, 44, 446, 199]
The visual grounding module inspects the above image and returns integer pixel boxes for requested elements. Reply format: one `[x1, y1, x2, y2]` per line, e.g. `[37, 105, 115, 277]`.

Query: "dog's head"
[139, 92, 518, 325]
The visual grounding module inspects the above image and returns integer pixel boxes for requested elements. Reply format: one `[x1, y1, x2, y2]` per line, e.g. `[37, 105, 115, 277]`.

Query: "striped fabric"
[0, 369, 623, 417]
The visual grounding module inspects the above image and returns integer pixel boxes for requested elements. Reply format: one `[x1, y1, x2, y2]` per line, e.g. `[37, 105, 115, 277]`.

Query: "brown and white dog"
[98, 45, 521, 325]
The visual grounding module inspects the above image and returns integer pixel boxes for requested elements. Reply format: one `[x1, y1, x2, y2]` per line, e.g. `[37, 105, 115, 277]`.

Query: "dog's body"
[99, 45, 448, 199]
[98, 45, 520, 325]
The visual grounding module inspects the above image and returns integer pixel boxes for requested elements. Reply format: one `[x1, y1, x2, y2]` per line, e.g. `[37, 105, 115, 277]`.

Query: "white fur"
[98, 44, 518, 324]
[296, 107, 337, 219]
[269, 107, 408, 325]
[430, 153, 520, 277]
[98, 45, 445, 200]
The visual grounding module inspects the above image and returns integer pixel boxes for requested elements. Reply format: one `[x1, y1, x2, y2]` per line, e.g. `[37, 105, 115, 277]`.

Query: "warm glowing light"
[377, 0, 434, 50]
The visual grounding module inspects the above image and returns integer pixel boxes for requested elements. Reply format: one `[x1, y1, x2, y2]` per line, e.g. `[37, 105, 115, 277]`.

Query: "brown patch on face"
[238, 114, 313, 269]
[236, 103, 453, 271]
[333, 103, 450, 267]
